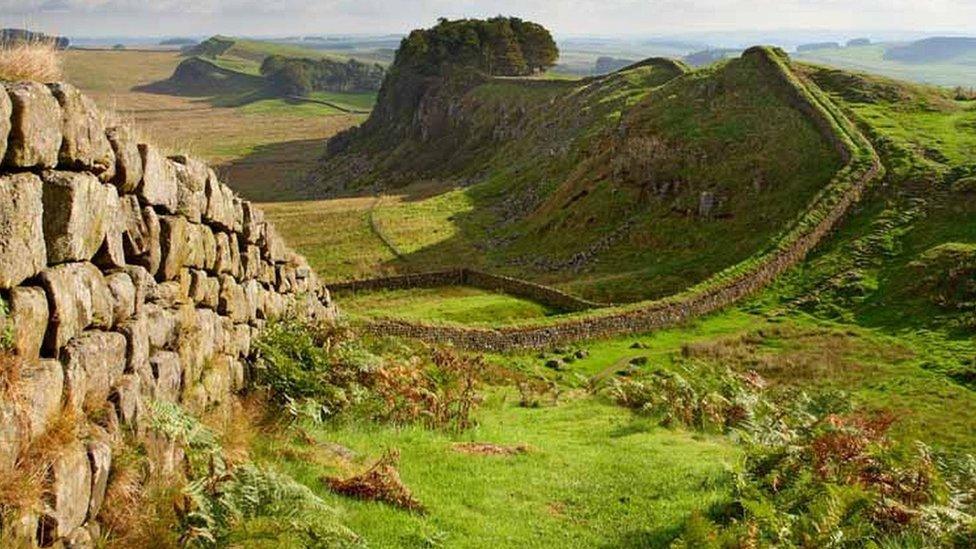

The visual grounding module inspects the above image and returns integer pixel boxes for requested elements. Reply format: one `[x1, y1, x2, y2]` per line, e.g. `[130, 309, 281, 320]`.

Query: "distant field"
[796, 44, 976, 88]
[63, 48, 370, 201]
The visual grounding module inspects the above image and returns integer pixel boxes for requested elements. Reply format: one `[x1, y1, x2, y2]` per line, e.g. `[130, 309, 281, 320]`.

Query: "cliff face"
[0, 81, 333, 546]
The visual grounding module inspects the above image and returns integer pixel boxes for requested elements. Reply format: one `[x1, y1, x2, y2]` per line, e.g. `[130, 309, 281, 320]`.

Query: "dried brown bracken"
[451, 442, 530, 456]
[323, 449, 424, 512]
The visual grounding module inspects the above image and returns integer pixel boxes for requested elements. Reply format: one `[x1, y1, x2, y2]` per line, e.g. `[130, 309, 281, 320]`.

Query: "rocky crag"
[0, 81, 332, 546]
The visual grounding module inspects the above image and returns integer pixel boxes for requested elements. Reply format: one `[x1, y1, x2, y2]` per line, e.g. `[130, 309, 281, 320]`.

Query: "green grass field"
[253, 389, 737, 548]
[340, 286, 561, 325]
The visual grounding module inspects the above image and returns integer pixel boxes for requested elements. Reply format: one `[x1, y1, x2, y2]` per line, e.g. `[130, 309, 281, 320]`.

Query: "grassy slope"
[306, 54, 841, 307]
[763, 66, 976, 339]
[254, 389, 736, 548]
[796, 43, 976, 88]
[243, 306, 976, 547]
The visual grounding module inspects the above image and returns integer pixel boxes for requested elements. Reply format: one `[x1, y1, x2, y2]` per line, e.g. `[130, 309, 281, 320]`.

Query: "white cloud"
[1, 0, 973, 38]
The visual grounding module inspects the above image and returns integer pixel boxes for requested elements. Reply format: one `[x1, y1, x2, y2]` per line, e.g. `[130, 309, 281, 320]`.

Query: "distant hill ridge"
[885, 36, 976, 63]
[0, 28, 69, 49]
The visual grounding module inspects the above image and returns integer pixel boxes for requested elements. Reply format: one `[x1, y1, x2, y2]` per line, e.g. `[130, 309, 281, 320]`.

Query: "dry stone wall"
[0, 81, 334, 547]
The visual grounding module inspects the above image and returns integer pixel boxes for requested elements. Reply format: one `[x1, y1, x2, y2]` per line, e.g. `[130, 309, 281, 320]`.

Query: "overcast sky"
[2, 0, 974, 40]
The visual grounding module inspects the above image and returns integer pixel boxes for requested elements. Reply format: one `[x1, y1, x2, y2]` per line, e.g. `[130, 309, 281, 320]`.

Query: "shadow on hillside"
[217, 138, 329, 203]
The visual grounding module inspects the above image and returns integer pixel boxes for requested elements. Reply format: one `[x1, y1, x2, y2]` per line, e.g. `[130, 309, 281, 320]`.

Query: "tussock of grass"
[0, 41, 62, 82]
[0, 409, 83, 513]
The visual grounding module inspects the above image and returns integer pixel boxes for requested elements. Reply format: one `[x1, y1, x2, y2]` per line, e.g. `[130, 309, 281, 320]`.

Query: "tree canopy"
[260, 55, 385, 96]
[394, 17, 559, 77]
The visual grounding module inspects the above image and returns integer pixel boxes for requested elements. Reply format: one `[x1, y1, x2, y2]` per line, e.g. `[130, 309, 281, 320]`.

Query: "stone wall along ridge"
[352, 47, 884, 352]
[0, 80, 333, 547]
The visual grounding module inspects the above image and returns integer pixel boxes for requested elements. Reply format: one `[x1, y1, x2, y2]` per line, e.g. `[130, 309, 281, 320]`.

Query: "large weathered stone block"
[176, 307, 223, 386]
[213, 231, 233, 275]
[121, 195, 161, 275]
[0, 88, 9, 166]
[8, 286, 49, 360]
[0, 173, 46, 289]
[42, 441, 91, 541]
[144, 303, 177, 350]
[185, 222, 215, 270]
[243, 279, 260, 323]
[171, 155, 208, 223]
[61, 330, 127, 413]
[3, 82, 62, 169]
[40, 262, 113, 353]
[158, 215, 190, 281]
[48, 83, 115, 177]
[105, 271, 136, 327]
[202, 354, 235, 407]
[260, 224, 288, 264]
[86, 436, 112, 521]
[41, 171, 112, 264]
[137, 144, 178, 213]
[110, 374, 142, 430]
[150, 350, 181, 403]
[218, 274, 248, 323]
[241, 244, 261, 280]
[0, 398, 19, 472]
[124, 265, 157, 313]
[106, 126, 143, 193]
[118, 312, 152, 397]
[94, 184, 126, 270]
[241, 201, 265, 244]
[203, 173, 237, 231]
[189, 270, 219, 309]
[20, 359, 64, 440]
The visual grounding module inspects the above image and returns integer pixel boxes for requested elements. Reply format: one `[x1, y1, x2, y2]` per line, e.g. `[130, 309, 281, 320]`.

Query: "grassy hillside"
[760, 65, 976, 341]
[302, 52, 843, 306]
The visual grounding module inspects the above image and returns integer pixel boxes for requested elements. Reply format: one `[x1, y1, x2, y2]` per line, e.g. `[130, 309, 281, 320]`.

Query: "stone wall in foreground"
[0, 81, 333, 547]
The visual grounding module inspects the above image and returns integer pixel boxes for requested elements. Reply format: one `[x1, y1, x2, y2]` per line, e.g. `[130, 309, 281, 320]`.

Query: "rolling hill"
[308, 47, 847, 305]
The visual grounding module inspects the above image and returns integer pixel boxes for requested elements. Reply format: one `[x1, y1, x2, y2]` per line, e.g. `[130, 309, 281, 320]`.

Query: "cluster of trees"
[395, 17, 559, 77]
[260, 55, 385, 96]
